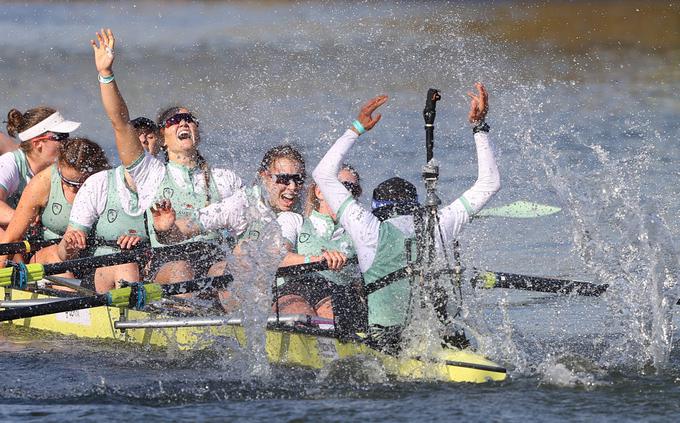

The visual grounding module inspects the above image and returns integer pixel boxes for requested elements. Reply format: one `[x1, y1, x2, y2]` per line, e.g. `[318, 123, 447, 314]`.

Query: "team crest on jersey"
[52, 203, 62, 215]
[249, 230, 260, 241]
[299, 233, 310, 243]
[107, 209, 118, 223]
[163, 188, 174, 199]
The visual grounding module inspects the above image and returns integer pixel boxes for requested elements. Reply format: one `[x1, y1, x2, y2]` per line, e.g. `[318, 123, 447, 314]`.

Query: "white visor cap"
[17, 112, 81, 141]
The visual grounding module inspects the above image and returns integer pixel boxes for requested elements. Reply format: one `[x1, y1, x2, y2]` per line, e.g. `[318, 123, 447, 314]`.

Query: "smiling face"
[160, 107, 200, 157]
[260, 157, 305, 213]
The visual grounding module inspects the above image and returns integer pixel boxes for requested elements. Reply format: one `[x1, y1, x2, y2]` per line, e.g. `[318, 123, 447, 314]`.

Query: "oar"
[475, 270, 607, 296]
[476, 201, 561, 218]
[0, 239, 61, 256]
[478, 270, 680, 305]
[0, 259, 341, 321]
[0, 241, 210, 287]
[0, 274, 235, 322]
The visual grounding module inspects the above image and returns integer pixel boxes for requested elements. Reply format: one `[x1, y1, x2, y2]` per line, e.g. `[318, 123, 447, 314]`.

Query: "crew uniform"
[68, 165, 148, 256]
[125, 152, 244, 274]
[0, 149, 33, 208]
[313, 128, 500, 338]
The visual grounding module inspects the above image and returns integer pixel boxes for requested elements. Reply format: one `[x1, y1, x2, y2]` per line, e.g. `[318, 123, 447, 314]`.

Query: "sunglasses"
[162, 113, 199, 128]
[341, 181, 362, 198]
[271, 173, 305, 186]
[57, 166, 87, 189]
[33, 132, 69, 142]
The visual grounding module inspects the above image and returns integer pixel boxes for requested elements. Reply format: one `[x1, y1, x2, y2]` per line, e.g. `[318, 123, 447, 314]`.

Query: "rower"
[0, 138, 110, 269]
[274, 164, 363, 322]
[130, 117, 161, 158]
[57, 117, 161, 293]
[0, 107, 81, 236]
[91, 29, 244, 283]
[312, 84, 500, 350]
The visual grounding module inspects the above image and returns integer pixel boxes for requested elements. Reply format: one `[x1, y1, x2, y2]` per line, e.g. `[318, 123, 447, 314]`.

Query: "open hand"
[467, 83, 489, 123]
[90, 28, 116, 76]
[351, 95, 388, 134]
[151, 199, 177, 232]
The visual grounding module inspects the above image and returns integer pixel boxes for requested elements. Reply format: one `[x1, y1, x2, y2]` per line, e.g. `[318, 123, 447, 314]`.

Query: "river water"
[1, 1, 679, 421]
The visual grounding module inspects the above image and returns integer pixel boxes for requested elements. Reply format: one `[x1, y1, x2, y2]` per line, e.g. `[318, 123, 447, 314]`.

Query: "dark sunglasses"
[271, 173, 305, 186]
[162, 113, 199, 128]
[57, 166, 87, 189]
[342, 181, 362, 198]
[34, 132, 69, 142]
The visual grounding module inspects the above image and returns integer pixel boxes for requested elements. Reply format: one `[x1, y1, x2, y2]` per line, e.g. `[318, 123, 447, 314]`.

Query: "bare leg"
[273, 294, 316, 316]
[94, 263, 141, 293]
[314, 296, 334, 320]
[153, 260, 194, 284]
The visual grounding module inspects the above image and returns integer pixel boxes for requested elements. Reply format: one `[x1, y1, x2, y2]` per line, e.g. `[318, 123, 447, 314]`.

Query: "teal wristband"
[304, 255, 311, 264]
[352, 120, 366, 135]
[98, 73, 115, 84]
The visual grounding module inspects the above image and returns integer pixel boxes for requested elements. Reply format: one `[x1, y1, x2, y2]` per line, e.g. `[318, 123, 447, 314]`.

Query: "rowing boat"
[0, 285, 507, 383]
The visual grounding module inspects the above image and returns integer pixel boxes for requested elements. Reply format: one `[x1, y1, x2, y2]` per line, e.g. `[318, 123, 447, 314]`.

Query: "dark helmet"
[371, 177, 420, 220]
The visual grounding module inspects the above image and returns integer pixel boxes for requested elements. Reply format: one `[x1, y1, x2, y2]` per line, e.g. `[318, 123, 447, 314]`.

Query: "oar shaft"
[481, 271, 608, 296]
[0, 239, 60, 256]
[0, 295, 108, 322]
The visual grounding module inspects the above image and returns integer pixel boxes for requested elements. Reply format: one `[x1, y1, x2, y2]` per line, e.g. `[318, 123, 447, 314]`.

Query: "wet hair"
[304, 164, 360, 216]
[258, 144, 306, 177]
[371, 177, 420, 221]
[156, 106, 213, 205]
[58, 138, 111, 176]
[6, 106, 57, 153]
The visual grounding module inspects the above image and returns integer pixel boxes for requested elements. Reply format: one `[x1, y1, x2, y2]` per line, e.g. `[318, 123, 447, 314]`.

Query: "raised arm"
[313, 95, 387, 271]
[91, 29, 143, 166]
[440, 83, 500, 232]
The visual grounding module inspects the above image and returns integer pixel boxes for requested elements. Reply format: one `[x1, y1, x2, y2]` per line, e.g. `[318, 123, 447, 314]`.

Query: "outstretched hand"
[351, 95, 388, 135]
[150, 199, 177, 232]
[90, 28, 116, 76]
[467, 83, 489, 123]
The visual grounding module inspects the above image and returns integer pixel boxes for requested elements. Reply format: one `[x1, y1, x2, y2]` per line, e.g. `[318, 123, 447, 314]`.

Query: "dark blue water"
[1, 1, 679, 421]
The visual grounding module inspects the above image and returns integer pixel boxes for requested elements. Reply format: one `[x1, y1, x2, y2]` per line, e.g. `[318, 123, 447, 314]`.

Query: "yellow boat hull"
[1, 287, 506, 383]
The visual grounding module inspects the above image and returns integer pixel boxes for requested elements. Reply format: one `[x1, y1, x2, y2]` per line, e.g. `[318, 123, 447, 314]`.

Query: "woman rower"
[57, 117, 162, 293]
[0, 138, 110, 267]
[273, 164, 363, 320]
[91, 29, 243, 283]
[312, 84, 500, 348]
[0, 107, 81, 235]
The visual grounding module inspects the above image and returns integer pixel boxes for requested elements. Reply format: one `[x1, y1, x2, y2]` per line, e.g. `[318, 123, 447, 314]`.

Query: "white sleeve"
[125, 153, 166, 210]
[0, 152, 20, 195]
[312, 129, 380, 271]
[439, 131, 500, 239]
[193, 188, 249, 234]
[277, 212, 303, 246]
[212, 167, 244, 199]
[68, 170, 109, 231]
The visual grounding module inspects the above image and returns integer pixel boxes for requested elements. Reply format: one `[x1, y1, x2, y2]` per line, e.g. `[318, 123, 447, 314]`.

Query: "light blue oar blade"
[476, 201, 562, 218]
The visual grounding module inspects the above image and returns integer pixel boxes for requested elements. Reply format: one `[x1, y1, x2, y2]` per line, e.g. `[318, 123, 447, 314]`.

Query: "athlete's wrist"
[471, 120, 490, 134]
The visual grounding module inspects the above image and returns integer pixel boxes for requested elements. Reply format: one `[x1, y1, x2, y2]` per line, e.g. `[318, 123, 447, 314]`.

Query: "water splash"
[519, 89, 680, 371]
[223, 194, 288, 380]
